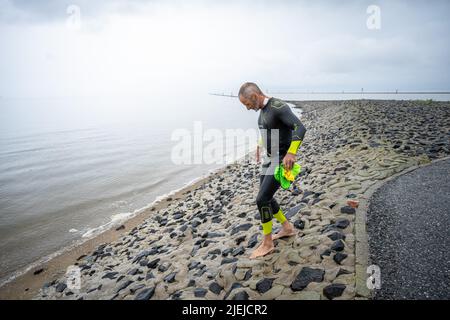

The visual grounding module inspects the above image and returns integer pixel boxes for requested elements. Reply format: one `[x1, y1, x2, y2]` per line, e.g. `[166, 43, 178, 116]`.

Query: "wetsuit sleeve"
[257, 130, 263, 147]
[273, 103, 307, 154]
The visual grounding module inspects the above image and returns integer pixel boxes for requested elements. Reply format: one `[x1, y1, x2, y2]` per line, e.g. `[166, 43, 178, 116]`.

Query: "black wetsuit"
[256, 97, 307, 224]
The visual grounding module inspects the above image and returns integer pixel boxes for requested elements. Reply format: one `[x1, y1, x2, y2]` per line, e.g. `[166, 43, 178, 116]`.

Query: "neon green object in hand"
[274, 163, 302, 190]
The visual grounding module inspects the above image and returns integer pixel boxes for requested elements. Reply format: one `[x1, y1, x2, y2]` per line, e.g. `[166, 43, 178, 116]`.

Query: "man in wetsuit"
[238, 82, 307, 259]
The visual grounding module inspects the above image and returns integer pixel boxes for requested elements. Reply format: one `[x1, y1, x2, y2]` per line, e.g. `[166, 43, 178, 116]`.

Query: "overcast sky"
[0, 0, 449, 98]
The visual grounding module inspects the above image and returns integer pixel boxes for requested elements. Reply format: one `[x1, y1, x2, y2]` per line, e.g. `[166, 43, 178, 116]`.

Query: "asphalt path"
[367, 158, 450, 300]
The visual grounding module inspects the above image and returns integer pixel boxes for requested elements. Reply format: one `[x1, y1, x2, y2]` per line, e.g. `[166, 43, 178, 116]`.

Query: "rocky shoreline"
[5, 99, 450, 300]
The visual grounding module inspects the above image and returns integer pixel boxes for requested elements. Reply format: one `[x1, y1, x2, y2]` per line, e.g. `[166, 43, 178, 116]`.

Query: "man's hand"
[256, 146, 261, 164]
[283, 153, 296, 170]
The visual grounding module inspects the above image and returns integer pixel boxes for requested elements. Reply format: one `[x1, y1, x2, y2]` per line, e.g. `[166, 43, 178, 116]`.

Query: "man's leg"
[250, 171, 280, 258]
[272, 207, 297, 240]
[268, 154, 297, 240]
[269, 168, 297, 239]
[258, 164, 297, 243]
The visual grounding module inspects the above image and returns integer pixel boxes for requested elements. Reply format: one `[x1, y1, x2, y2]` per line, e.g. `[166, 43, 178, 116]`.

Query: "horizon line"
[209, 90, 450, 97]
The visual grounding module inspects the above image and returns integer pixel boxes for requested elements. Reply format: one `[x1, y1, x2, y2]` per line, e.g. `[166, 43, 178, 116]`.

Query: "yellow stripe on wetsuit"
[287, 139, 302, 155]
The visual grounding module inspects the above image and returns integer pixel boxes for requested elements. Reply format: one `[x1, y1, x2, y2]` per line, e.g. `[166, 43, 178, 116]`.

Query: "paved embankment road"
[367, 158, 450, 300]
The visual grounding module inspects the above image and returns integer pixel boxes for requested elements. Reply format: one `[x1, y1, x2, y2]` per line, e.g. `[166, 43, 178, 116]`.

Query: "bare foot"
[272, 222, 297, 240]
[249, 241, 275, 259]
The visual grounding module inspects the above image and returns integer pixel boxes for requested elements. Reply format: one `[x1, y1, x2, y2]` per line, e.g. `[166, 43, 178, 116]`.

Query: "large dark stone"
[230, 223, 253, 235]
[335, 218, 350, 229]
[247, 234, 258, 248]
[328, 232, 346, 241]
[320, 249, 332, 259]
[191, 245, 200, 257]
[139, 259, 149, 267]
[195, 238, 205, 245]
[132, 250, 150, 264]
[222, 248, 233, 256]
[102, 272, 118, 280]
[127, 268, 140, 276]
[158, 263, 170, 272]
[340, 206, 356, 214]
[208, 249, 221, 255]
[331, 240, 345, 252]
[202, 240, 216, 248]
[172, 212, 184, 220]
[255, 278, 274, 294]
[164, 272, 177, 283]
[223, 282, 243, 300]
[323, 283, 346, 300]
[116, 280, 133, 293]
[55, 282, 67, 293]
[237, 212, 246, 218]
[132, 248, 158, 263]
[134, 287, 155, 300]
[147, 258, 160, 269]
[221, 257, 238, 265]
[194, 288, 207, 297]
[244, 269, 252, 281]
[285, 204, 302, 219]
[201, 232, 225, 238]
[333, 252, 348, 265]
[232, 246, 245, 256]
[187, 279, 196, 287]
[191, 220, 201, 228]
[212, 216, 222, 223]
[235, 235, 246, 245]
[291, 267, 325, 291]
[209, 282, 223, 295]
[232, 291, 249, 300]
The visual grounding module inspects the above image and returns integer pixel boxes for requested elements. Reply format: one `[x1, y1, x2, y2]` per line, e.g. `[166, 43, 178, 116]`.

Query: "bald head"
[238, 82, 263, 100]
[238, 82, 266, 112]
